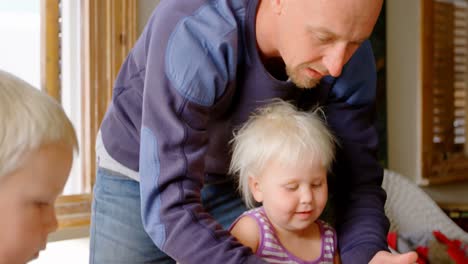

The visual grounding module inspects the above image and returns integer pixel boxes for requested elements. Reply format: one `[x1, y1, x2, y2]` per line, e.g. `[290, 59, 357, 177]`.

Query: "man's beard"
[286, 64, 321, 89]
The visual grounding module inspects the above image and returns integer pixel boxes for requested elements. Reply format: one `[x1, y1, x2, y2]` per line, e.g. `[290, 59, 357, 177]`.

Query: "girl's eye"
[284, 184, 298, 191]
[35, 201, 50, 208]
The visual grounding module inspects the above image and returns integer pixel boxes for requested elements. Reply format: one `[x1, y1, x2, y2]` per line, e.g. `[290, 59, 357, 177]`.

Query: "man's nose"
[323, 43, 347, 77]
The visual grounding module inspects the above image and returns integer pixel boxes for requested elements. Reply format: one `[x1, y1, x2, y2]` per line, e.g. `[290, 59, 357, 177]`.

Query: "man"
[90, 0, 417, 263]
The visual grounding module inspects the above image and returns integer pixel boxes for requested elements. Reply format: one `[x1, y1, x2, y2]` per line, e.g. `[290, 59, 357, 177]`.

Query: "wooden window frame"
[41, 0, 137, 230]
[421, 0, 468, 184]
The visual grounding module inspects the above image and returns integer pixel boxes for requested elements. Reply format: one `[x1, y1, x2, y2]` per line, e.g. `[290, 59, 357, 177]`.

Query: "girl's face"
[249, 158, 328, 235]
[0, 143, 73, 264]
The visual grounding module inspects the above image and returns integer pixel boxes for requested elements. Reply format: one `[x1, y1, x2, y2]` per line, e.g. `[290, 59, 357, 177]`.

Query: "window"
[422, 0, 468, 183]
[4, 0, 137, 230]
[40, 0, 83, 195]
[0, 1, 40, 86]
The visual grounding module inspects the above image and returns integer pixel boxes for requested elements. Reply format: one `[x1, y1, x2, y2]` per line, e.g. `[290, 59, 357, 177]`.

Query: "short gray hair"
[0, 70, 78, 178]
[229, 100, 336, 208]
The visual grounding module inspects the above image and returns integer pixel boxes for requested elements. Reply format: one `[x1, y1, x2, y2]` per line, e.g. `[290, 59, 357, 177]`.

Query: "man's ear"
[248, 175, 263, 203]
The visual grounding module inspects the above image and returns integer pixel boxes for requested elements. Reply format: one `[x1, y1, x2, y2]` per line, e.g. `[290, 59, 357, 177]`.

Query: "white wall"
[387, 1, 468, 204]
[138, 0, 160, 34]
[387, 0, 422, 183]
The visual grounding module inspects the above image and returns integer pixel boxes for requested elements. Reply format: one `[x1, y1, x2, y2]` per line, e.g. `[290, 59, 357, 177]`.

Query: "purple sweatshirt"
[100, 0, 389, 263]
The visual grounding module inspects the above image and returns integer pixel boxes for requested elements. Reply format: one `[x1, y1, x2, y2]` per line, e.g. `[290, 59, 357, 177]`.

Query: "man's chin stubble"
[290, 77, 320, 89]
[287, 68, 320, 89]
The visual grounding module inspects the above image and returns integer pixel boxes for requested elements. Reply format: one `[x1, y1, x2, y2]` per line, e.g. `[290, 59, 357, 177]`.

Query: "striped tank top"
[231, 207, 337, 264]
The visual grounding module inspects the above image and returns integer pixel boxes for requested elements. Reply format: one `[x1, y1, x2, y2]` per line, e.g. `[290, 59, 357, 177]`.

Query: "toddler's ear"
[248, 175, 263, 202]
[272, 0, 285, 15]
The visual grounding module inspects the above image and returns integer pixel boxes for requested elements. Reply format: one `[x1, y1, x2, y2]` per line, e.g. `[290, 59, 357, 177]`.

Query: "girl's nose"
[300, 188, 313, 204]
[43, 205, 58, 234]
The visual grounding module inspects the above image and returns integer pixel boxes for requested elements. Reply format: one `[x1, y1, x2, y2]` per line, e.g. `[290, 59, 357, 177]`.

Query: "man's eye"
[316, 35, 332, 43]
[312, 182, 322, 188]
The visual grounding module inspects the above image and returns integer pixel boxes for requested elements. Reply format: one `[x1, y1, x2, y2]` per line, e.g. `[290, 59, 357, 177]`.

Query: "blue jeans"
[89, 168, 247, 264]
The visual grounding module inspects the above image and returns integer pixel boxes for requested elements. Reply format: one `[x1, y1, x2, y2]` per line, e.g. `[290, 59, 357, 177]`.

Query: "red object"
[415, 246, 428, 264]
[433, 231, 468, 264]
[387, 230, 468, 264]
[387, 232, 398, 250]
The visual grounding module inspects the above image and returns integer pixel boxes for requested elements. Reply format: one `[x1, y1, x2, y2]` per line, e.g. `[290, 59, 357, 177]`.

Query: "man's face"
[272, 0, 382, 89]
[0, 143, 73, 264]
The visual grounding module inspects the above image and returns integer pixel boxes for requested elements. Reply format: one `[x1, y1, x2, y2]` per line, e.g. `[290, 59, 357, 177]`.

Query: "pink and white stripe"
[239, 207, 336, 264]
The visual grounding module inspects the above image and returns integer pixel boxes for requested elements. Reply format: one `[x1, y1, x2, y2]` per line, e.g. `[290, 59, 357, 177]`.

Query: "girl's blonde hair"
[0, 70, 78, 178]
[229, 100, 336, 208]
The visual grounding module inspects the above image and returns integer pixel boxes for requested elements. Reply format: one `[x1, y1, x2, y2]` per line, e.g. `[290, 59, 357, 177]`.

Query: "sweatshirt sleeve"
[136, 3, 266, 264]
[325, 41, 390, 263]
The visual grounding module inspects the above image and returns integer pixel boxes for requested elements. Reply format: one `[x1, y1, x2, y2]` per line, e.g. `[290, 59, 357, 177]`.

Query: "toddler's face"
[0, 143, 73, 264]
[251, 158, 328, 234]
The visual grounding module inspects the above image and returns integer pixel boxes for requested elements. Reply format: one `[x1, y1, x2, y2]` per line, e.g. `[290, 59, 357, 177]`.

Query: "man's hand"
[369, 251, 418, 264]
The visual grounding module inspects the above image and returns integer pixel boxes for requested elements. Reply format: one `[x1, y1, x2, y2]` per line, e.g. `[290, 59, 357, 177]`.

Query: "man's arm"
[135, 2, 265, 263]
[325, 40, 390, 263]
